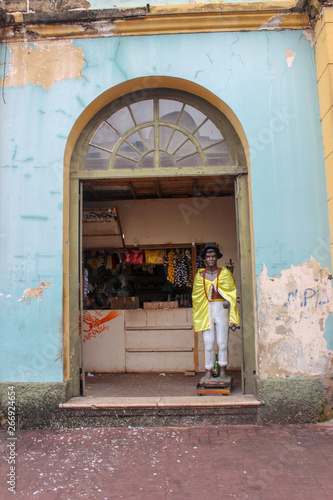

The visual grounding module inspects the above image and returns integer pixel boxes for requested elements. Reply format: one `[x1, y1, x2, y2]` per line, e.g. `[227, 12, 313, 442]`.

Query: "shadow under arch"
[63, 76, 256, 396]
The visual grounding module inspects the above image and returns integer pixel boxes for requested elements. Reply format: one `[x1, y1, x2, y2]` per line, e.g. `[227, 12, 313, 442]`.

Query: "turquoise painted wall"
[0, 30, 330, 382]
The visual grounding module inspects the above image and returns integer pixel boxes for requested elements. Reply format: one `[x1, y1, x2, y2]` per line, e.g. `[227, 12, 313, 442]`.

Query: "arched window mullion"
[202, 138, 227, 152]
[88, 143, 112, 154]
[192, 117, 209, 136]
[176, 150, 200, 162]
[115, 153, 138, 164]
[154, 98, 160, 169]
[164, 102, 186, 152]
[83, 91, 237, 172]
[124, 139, 143, 157]
[171, 137, 191, 156]
[127, 106, 150, 153]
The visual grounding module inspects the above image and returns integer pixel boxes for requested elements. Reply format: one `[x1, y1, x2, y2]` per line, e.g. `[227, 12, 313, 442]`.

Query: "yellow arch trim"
[62, 76, 253, 380]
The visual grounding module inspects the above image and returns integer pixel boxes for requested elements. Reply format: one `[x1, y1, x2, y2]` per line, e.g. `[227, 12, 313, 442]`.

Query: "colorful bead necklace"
[203, 267, 220, 302]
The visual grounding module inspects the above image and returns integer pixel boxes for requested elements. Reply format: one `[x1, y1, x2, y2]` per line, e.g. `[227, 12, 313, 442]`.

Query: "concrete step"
[59, 395, 261, 427]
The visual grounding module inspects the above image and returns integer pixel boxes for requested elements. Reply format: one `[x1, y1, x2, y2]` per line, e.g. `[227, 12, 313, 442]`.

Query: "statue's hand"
[223, 301, 230, 309]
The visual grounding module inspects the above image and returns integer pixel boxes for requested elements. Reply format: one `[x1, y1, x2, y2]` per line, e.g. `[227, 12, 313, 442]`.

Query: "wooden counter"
[83, 308, 199, 373]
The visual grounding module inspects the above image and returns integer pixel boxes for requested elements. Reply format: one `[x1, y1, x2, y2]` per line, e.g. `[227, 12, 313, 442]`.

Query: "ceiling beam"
[84, 183, 101, 201]
[192, 178, 198, 197]
[155, 180, 161, 198]
[128, 181, 137, 199]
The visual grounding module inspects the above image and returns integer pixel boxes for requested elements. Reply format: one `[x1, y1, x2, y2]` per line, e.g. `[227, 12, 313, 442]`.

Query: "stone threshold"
[60, 394, 261, 409]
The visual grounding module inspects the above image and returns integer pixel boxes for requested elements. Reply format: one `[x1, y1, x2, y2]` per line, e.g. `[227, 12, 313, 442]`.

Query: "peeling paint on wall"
[258, 258, 333, 379]
[17, 282, 51, 304]
[258, 13, 283, 31]
[0, 40, 85, 90]
[303, 28, 315, 47]
[285, 49, 295, 67]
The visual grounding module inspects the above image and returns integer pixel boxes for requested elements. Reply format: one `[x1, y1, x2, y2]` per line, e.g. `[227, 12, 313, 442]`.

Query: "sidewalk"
[1, 423, 333, 499]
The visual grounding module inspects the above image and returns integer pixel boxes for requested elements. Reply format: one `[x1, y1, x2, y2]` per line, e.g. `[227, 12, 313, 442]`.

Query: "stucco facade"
[1, 0, 333, 426]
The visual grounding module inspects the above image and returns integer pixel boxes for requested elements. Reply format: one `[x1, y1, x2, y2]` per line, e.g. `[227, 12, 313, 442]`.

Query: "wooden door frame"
[64, 79, 257, 397]
[68, 172, 256, 396]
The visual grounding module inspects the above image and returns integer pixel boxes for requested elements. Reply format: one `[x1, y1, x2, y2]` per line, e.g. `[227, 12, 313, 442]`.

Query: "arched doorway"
[65, 81, 256, 397]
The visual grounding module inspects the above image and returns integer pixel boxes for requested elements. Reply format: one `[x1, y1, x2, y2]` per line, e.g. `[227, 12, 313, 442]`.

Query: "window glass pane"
[159, 99, 183, 122]
[127, 131, 148, 154]
[106, 107, 135, 135]
[174, 139, 196, 160]
[195, 119, 223, 145]
[91, 122, 120, 152]
[159, 126, 173, 150]
[205, 142, 230, 166]
[85, 146, 110, 170]
[167, 130, 188, 154]
[160, 152, 175, 168]
[130, 100, 153, 125]
[177, 153, 202, 168]
[141, 126, 155, 150]
[114, 155, 138, 169]
[180, 106, 206, 131]
[140, 152, 155, 169]
[117, 142, 140, 162]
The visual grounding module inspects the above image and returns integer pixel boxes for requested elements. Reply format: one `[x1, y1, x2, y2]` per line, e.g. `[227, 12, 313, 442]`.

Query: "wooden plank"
[69, 179, 81, 396]
[128, 181, 137, 199]
[126, 325, 193, 331]
[125, 329, 194, 349]
[126, 348, 193, 352]
[71, 165, 248, 179]
[235, 174, 256, 394]
[125, 351, 194, 372]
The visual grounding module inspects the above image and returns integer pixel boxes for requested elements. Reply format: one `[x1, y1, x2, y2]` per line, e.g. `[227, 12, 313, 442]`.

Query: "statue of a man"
[192, 243, 240, 381]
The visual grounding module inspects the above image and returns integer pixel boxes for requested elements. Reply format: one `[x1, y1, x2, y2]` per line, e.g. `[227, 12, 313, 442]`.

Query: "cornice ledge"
[0, 2, 313, 39]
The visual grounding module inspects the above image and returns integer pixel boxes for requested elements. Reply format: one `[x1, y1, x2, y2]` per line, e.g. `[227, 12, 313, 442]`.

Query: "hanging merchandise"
[105, 252, 116, 270]
[180, 253, 189, 286]
[163, 252, 168, 269]
[166, 250, 175, 283]
[84, 269, 89, 298]
[123, 250, 144, 264]
[185, 249, 193, 287]
[174, 251, 182, 287]
[145, 249, 165, 264]
[196, 253, 205, 271]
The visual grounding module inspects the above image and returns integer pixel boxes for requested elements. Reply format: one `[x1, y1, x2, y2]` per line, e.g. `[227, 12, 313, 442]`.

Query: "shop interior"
[81, 176, 242, 396]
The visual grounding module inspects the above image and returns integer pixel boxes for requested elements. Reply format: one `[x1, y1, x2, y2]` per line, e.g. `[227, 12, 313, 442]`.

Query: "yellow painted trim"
[3, 4, 309, 42]
[111, 12, 308, 37]
[63, 77, 255, 382]
[63, 172, 70, 381]
[315, 6, 333, 267]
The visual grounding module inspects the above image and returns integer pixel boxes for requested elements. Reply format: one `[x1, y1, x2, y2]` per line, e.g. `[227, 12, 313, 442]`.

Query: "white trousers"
[203, 301, 229, 370]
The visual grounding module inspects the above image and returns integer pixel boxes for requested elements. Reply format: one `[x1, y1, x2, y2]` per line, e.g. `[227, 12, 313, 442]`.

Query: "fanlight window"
[85, 98, 230, 171]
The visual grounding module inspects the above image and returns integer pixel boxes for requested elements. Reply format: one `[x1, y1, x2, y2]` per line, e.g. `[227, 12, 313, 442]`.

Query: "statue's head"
[201, 242, 223, 260]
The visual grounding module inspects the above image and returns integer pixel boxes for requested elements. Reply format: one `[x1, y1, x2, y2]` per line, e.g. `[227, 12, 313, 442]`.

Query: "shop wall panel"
[83, 310, 125, 372]
[125, 309, 193, 328]
[125, 329, 194, 350]
[125, 351, 195, 373]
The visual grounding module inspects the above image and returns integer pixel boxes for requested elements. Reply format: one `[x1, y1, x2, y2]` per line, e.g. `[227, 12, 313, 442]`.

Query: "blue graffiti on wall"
[276, 280, 330, 322]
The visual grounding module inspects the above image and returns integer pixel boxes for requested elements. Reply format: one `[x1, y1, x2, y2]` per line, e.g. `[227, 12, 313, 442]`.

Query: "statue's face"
[205, 250, 217, 267]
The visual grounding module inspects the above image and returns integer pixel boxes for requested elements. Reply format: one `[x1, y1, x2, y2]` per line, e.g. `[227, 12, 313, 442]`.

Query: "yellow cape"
[192, 267, 240, 332]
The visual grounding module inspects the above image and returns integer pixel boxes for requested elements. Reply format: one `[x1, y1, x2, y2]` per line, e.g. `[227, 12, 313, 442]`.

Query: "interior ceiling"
[83, 176, 235, 202]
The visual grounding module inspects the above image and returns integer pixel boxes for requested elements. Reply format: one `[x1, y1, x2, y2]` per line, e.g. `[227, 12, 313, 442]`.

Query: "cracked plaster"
[258, 257, 333, 379]
[0, 40, 85, 90]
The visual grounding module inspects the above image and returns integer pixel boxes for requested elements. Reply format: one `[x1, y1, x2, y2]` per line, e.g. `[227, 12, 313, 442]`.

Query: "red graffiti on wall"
[80, 310, 119, 342]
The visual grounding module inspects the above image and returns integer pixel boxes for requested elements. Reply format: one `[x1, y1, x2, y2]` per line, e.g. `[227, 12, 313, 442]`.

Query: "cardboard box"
[110, 297, 139, 310]
[143, 301, 179, 310]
